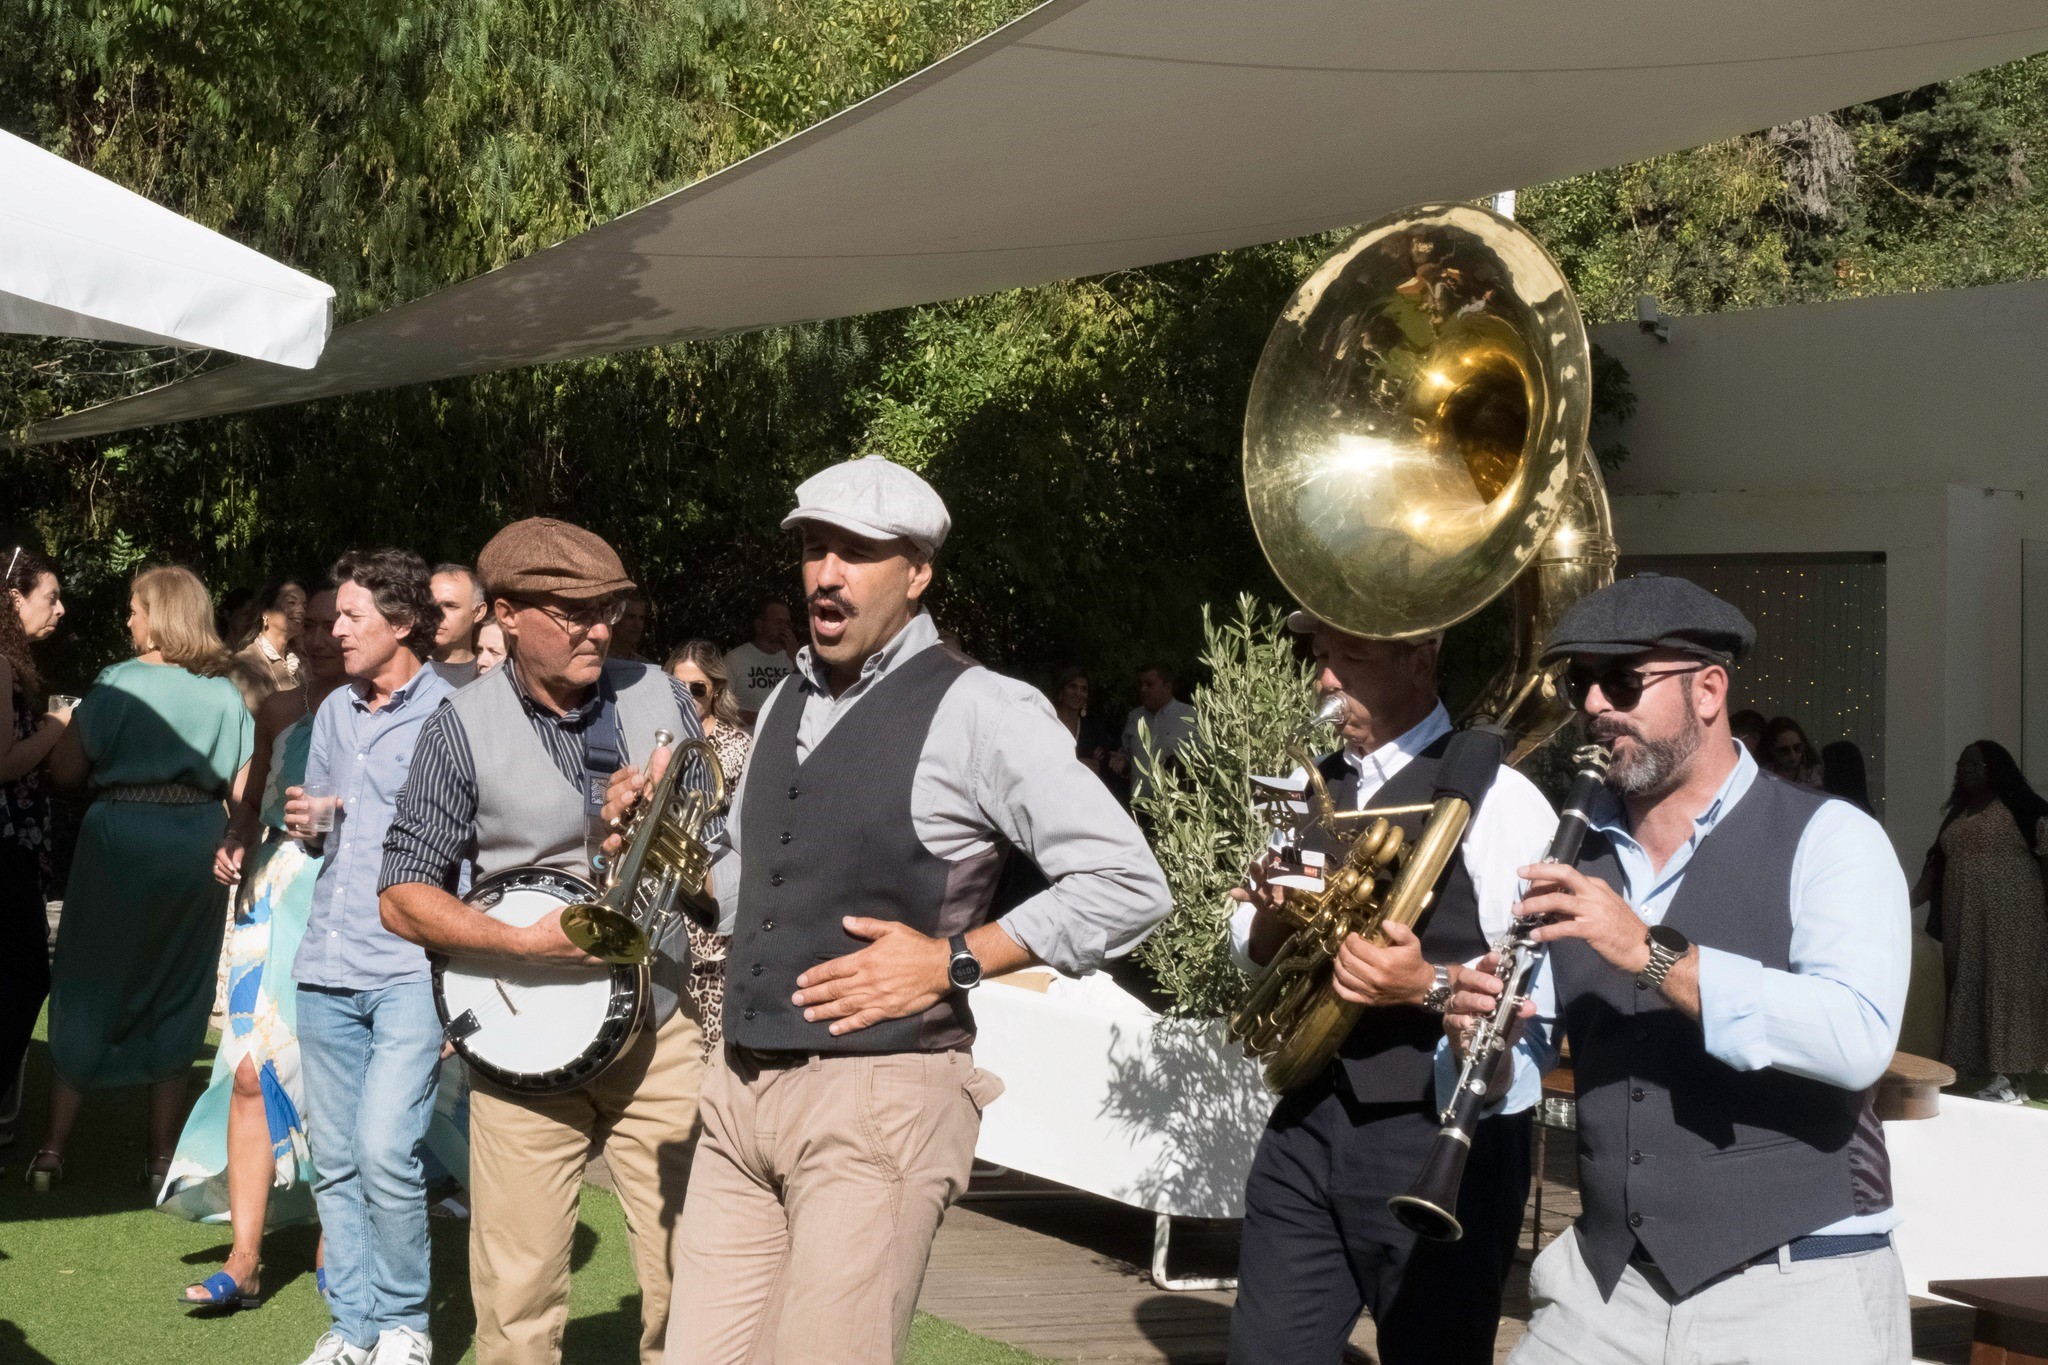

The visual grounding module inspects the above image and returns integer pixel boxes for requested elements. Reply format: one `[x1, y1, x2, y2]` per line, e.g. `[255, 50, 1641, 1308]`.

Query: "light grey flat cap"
[781, 454, 951, 557]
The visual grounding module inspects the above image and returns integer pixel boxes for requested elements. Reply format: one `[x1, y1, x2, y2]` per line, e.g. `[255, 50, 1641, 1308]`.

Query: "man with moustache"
[1224, 612, 1560, 1365]
[286, 549, 453, 1365]
[606, 455, 1171, 1365]
[1444, 575, 1911, 1365]
[379, 519, 717, 1365]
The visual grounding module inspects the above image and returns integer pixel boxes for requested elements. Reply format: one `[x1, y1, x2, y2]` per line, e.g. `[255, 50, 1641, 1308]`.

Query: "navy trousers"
[1228, 1076, 1533, 1365]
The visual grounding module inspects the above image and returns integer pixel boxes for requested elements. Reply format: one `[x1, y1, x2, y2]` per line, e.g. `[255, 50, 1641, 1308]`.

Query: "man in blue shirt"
[285, 548, 453, 1365]
[1447, 574, 1910, 1365]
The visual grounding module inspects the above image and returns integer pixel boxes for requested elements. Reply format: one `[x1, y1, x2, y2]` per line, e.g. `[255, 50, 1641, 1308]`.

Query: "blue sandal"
[181, 1269, 263, 1310]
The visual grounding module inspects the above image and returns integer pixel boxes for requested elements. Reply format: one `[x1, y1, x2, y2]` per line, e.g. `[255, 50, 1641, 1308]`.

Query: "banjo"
[432, 865, 649, 1095]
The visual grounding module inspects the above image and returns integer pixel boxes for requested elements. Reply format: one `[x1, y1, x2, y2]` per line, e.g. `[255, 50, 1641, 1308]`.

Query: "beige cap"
[781, 454, 950, 557]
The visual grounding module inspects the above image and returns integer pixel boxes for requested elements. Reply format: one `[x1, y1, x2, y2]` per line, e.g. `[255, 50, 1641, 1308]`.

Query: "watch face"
[1648, 924, 1689, 954]
[950, 955, 982, 989]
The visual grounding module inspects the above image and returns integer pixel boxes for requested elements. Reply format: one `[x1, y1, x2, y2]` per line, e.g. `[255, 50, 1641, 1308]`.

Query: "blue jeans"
[298, 981, 442, 1349]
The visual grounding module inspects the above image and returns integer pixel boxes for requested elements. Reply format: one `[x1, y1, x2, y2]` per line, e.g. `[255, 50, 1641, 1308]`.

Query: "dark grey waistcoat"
[725, 645, 1007, 1054]
[1301, 736, 1489, 1106]
[1555, 773, 1892, 1298]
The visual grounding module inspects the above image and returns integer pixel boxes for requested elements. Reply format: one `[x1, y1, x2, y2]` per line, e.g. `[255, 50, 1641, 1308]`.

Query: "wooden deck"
[918, 1131, 1974, 1364]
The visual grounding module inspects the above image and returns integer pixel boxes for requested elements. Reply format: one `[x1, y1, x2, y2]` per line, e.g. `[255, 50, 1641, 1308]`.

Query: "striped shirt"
[379, 663, 716, 894]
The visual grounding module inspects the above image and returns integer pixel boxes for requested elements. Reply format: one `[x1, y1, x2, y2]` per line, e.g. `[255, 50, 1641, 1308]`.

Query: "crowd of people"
[0, 456, 1178, 1365]
[4, 471, 2048, 1364]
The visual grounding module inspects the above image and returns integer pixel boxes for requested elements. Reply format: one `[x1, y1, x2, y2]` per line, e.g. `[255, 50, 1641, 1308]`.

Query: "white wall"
[1590, 279, 2048, 865]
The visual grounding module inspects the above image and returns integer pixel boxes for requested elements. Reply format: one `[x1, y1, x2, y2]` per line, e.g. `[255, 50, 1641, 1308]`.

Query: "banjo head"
[434, 865, 647, 1094]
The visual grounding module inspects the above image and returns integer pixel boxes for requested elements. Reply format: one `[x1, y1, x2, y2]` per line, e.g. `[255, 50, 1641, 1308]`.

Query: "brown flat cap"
[477, 517, 634, 603]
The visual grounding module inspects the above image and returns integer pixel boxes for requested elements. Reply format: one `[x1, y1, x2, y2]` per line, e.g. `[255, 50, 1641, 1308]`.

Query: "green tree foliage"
[1129, 597, 1315, 1017]
[1, 1, 2044, 712]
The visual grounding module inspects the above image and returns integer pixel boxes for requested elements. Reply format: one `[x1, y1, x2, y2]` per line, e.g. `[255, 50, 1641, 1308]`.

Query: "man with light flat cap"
[380, 517, 719, 1365]
[1442, 573, 1912, 1364]
[604, 454, 1172, 1364]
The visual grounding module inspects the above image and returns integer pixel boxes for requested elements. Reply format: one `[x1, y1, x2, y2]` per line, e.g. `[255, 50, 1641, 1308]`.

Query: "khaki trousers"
[664, 1047, 1004, 1365]
[469, 1006, 707, 1365]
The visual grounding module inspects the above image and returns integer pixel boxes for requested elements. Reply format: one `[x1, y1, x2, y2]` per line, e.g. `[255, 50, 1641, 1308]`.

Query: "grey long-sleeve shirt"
[711, 613, 1172, 976]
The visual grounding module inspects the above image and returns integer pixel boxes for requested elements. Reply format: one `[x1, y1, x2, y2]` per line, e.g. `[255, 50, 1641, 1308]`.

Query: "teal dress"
[160, 713, 323, 1225]
[50, 659, 254, 1089]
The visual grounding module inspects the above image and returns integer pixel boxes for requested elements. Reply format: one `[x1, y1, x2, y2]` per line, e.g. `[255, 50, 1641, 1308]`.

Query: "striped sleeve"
[379, 705, 479, 894]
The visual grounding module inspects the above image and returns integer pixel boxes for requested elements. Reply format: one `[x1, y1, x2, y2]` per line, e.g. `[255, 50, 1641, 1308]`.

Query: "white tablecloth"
[971, 972, 1273, 1219]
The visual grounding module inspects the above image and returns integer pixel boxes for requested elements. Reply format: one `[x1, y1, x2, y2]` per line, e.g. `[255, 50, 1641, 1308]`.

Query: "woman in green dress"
[24, 566, 254, 1191]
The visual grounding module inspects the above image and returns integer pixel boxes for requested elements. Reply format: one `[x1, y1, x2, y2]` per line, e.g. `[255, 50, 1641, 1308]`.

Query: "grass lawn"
[0, 1014, 1046, 1364]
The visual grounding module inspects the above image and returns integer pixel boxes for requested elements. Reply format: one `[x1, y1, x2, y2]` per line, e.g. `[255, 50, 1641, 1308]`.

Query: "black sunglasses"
[686, 680, 710, 699]
[1564, 661, 1712, 711]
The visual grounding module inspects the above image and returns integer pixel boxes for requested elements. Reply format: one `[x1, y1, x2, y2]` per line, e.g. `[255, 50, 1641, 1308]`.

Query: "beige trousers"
[469, 1006, 707, 1365]
[664, 1047, 1004, 1365]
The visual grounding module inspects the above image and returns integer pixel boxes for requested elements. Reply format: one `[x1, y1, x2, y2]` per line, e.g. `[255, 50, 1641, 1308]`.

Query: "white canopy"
[1, 130, 333, 372]
[24, 0, 2048, 443]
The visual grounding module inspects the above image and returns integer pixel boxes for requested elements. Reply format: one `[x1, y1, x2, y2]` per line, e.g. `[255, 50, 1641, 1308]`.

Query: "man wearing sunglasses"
[1226, 612, 1561, 1365]
[379, 517, 719, 1365]
[1445, 574, 1912, 1365]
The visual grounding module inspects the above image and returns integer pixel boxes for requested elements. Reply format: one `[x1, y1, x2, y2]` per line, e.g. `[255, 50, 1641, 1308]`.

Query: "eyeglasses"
[1564, 661, 1712, 711]
[519, 598, 627, 633]
[686, 680, 710, 699]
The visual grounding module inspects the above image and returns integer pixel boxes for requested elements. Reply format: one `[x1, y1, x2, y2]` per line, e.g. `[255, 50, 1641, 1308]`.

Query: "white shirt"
[724, 641, 797, 715]
[1228, 704, 1561, 1113]
[710, 614, 1172, 976]
[1512, 742, 1910, 1237]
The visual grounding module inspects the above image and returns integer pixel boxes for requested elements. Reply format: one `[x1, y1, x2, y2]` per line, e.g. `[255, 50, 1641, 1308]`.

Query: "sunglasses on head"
[1564, 660, 1713, 711]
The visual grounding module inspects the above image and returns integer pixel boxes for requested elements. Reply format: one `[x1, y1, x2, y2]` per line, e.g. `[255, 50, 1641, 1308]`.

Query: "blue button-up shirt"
[293, 663, 454, 990]
[1519, 742, 1911, 1236]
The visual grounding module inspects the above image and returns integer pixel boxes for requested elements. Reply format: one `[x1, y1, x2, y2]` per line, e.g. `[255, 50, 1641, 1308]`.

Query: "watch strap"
[1421, 963, 1454, 1014]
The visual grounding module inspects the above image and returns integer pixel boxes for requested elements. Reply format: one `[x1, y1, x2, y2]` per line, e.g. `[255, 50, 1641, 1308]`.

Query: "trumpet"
[1388, 742, 1610, 1241]
[561, 730, 727, 964]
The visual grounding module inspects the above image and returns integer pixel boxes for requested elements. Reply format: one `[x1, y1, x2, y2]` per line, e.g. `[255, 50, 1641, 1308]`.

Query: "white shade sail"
[22, 0, 2048, 443]
[1, 130, 334, 372]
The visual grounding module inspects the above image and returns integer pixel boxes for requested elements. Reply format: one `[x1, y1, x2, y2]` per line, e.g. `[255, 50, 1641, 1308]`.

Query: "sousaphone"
[1229, 203, 1616, 1093]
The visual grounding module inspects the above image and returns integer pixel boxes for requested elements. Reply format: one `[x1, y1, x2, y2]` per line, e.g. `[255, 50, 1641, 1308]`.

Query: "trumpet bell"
[560, 900, 653, 964]
[1243, 202, 1593, 641]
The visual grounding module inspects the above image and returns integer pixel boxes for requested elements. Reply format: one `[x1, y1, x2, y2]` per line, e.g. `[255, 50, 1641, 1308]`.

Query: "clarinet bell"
[1388, 1135, 1470, 1243]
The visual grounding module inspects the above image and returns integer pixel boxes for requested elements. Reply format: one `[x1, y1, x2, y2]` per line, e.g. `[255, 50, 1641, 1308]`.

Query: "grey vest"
[727, 645, 1006, 1054]
[1555, 774, 1891, 1298]
[1301, 737, 1490, 1105]
[448, 660, 692, 1024]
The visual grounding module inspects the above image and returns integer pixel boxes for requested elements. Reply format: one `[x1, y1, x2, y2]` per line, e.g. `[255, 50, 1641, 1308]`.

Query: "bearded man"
[1445, 573, 1912, 1365]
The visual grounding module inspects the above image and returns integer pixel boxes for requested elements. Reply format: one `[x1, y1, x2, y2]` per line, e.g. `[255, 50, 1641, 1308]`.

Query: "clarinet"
[1387, 742, 1611, 1242]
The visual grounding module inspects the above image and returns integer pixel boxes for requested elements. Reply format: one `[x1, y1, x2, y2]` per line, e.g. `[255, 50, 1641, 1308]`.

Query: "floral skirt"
[159, 831, 320, 1225]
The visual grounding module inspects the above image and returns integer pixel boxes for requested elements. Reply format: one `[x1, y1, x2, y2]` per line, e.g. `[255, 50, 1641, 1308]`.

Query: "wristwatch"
[1638, 924, 1690, 992]
[948, 933, 984, 991]
[1421, 963, 1454, 1014]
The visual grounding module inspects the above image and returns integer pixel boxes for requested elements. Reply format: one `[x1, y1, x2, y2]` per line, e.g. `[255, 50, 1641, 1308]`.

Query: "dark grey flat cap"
[1541, 573, 1755, 664]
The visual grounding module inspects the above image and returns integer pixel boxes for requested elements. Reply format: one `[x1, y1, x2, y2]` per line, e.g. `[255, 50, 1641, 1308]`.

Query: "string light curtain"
[1618, 554, 1887, 813]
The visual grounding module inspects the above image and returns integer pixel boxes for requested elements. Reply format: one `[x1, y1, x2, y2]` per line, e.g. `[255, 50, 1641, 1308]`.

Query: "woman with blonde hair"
[664, 639, 750, 1051]
[24, 566, 255, 1192]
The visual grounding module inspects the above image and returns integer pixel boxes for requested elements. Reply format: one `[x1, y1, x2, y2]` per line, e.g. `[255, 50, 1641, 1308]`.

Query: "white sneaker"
[1975, 1075, 2023, 1105]
[367, 1327, 432, 1365]
[299, 1331, 371, 1365]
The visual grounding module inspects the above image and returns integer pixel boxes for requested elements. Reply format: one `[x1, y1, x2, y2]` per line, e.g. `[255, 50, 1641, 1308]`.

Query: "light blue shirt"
[1517, 742, 1910, 1237]
[294, 663, 454, 991]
